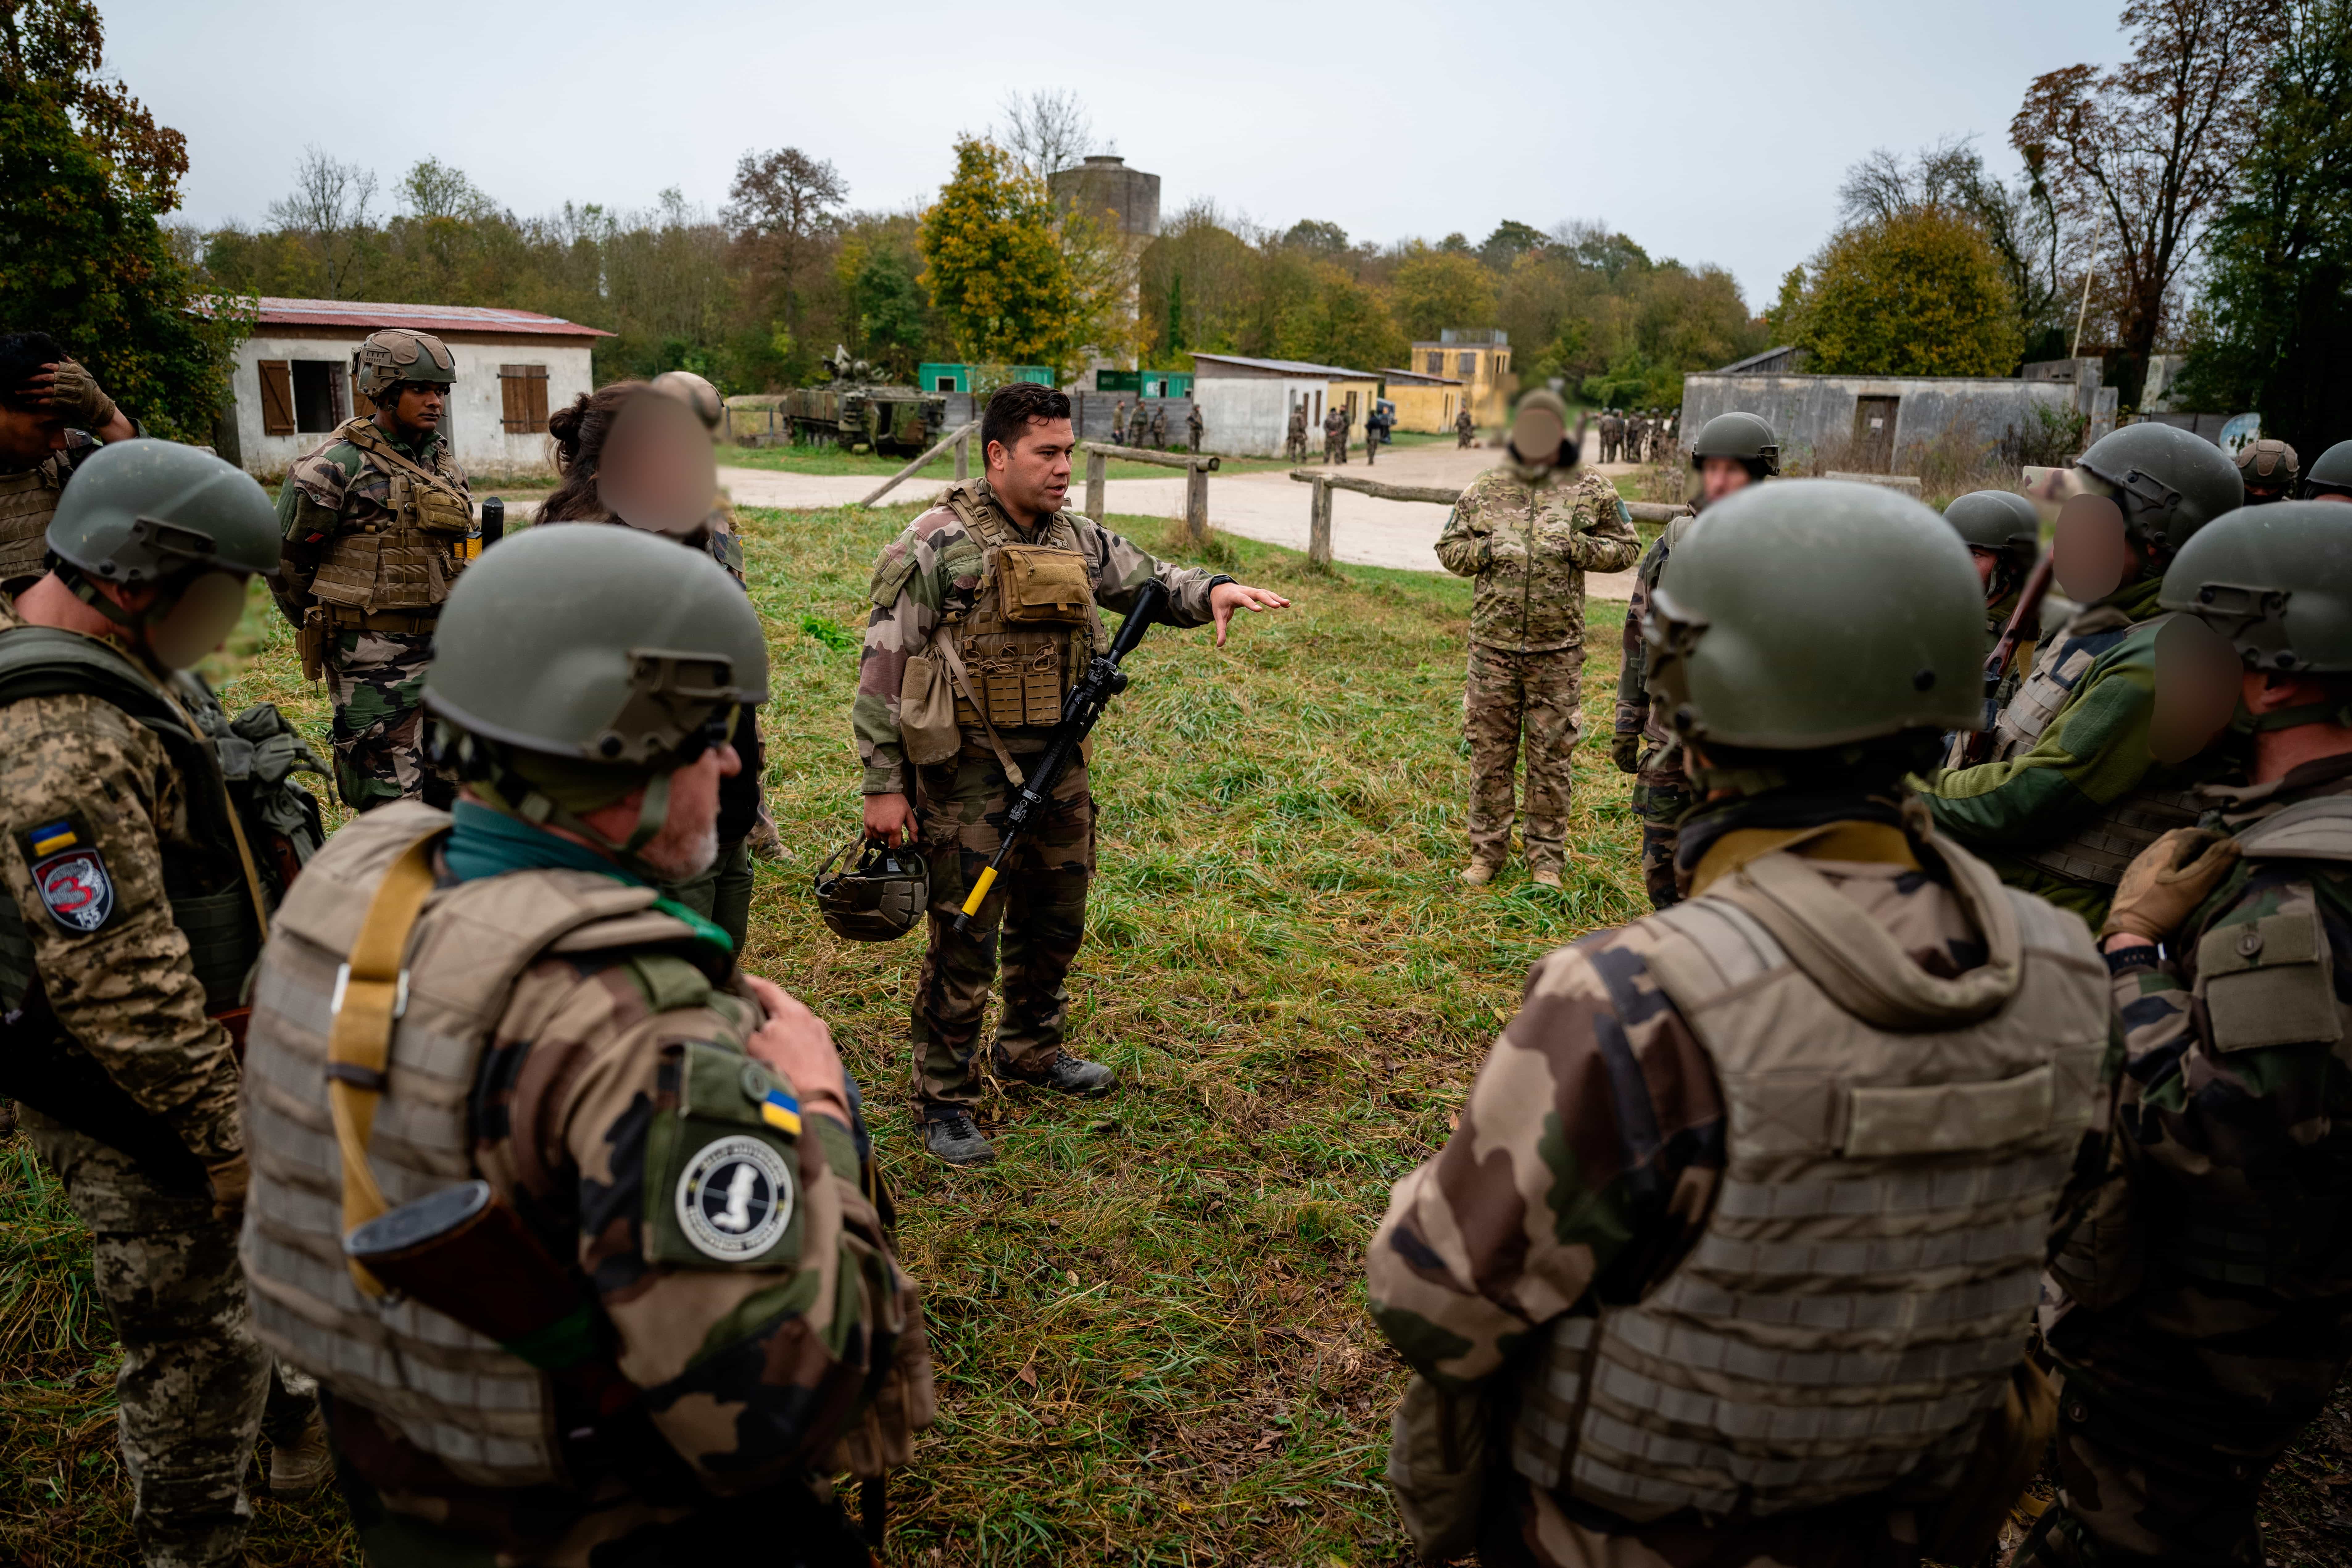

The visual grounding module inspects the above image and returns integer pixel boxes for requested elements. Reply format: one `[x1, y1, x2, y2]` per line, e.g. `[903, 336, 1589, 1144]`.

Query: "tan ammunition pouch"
[937, 483, 1102, 742]
[2016, 782, 2204, 889]
[308, 418, 475, 616]
[1510, 832, 2106, 1525]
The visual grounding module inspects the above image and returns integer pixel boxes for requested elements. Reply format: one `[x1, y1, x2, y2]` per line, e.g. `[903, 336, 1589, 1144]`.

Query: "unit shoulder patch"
[673, 1133, 796, 1262]
[19, 815, 115, 934]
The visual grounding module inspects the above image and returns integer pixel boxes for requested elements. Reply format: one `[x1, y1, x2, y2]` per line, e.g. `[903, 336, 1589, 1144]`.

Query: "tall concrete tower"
[1050, 156, 1160, 373]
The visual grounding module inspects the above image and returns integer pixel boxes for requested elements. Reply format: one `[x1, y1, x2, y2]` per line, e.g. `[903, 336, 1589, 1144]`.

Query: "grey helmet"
[2075, 421, 2244, 559]
[813, 836, 928, 943]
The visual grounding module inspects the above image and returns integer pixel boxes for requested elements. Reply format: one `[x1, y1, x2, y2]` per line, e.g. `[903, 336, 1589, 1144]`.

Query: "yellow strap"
[328, 829, 444, 1295]
[1687, 820, 1920, 899]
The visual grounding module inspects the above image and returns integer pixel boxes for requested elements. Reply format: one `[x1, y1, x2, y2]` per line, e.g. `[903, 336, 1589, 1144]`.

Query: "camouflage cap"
[354, 328, 456, 398]
[2236, 437, 2299, 490]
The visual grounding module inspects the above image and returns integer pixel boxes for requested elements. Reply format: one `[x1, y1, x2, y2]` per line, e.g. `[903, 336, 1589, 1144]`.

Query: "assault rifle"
[1955, 551, 2056, 769]
[953, 578, 1173, 933]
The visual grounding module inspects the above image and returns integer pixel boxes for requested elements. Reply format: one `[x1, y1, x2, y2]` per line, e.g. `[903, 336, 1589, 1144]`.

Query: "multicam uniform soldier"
[1372, 480, 2115, 1568]
[2018, 501, 2352, 1568]
[1288, 403, 1310, 463]
[854, 383, 1290, 1167]
[1435, 390, 1639, 889]
[2235, 436, 2297, 503]
[1323, 402, 1348, 464]
[1613, 411, 1776, 909]
[1186, 399, 1204, 454]
[1144, 401, 1165, 450]
[241, 524, 933, 1564]
[0, 330, 141, 600]
[1597, 408, 1621, 464]
[1456, 403, 1475, 450]
[1940, 487, 2046, 764]
[1111, 398, 1131, 445]
[0, 443, 330, 1567]
[1926, 422, 2245, 925]
[274, 327, 477, 813]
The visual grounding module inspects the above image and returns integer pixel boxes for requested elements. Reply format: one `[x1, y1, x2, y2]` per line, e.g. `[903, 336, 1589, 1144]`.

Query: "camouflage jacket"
[1435, 464, 1640, 653]
[853, 479, 1224, 795]
[0, 641, 244, 1165]
[1612, 524, 1685, 753]
[2043, 756, 2352, 1432]
[273, 419, 470, 621]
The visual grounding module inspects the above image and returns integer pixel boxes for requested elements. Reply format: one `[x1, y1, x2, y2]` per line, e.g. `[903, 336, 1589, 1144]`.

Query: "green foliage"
[1274, 264, 1406, 372]
[0, 0, 243, 441]
[1389, 247, 1497, 343]
[1164, 270, 1185, 355]
[838, 230, 927, 380]
[1788, 206, 2023, 376]
[1281, 218, 1350, 255]
[919, 138, 1080, 371]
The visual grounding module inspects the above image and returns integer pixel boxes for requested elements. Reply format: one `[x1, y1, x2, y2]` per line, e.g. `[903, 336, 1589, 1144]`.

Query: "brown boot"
[1531, 868, 1563, 890]
[269, 1413, 334, 1500]
[746, 799, 783, 862]
[1459, 861, 1499, 887]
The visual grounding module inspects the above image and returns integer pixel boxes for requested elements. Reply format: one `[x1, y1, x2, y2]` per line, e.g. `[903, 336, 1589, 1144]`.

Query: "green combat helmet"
[812, 836, 928, 943]
[2235, 438, 2299, 501]
[354, 328, 457, 401]
[2162, 501, 2352, 674]
[1943, 490, 2043, 579]
[48, 438, 278, 586]
[1688, 411, 1780, 477]
[1647, 480, 1983, 748]
[2074, 421, 2243, 558]
[2301, 439, 2352, 500]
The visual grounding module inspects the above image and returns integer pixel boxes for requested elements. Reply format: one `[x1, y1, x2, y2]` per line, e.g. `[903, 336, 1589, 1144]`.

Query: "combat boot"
[269, 1412, 334, 1498]
[922, 1108, 995, 1167]
[1460, 861, 1498, 886]
[1001, 1050, 1117, 1097]
[1531, 868, 1563, 890]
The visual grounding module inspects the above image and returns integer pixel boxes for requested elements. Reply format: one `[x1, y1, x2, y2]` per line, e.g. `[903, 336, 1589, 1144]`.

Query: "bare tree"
[724, 147, 847, 359]
[267, 145, 377, 298]
[996, 88, 1096, 177]
[2011, 0, 2287, 394]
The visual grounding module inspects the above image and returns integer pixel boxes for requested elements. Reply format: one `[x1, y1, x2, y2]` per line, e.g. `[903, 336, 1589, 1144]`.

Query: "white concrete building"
[1188, 352, 1380, 458]
[219, 298, 608, 479]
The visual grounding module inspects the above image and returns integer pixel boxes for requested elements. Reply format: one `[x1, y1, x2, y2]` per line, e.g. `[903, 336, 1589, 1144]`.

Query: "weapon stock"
[953, 579, 1174, 932]
[1956, 551, 2056, 769]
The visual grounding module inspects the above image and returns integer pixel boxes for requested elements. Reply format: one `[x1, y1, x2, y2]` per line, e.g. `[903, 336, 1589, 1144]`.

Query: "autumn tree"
[724, 146, 846, 383]
[2011, 0, 2285, 399]
[1786, 207, 2022, 376]
[0, 0, 243, 440]
[919, 137, 1079, 370]
[1389, 247, 1497, 342]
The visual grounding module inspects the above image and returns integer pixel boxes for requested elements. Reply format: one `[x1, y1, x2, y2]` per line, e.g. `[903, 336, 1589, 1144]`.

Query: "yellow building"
[1379, 367, 1467, 433]
[1409, 329, 1516, 424]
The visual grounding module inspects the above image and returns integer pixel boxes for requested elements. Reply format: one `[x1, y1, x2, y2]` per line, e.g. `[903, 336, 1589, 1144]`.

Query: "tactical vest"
[1510, 838, 2106, 1524]
[240, 801, 707, 1488]
[0, 456, 66, 586]
[1984, 604, 2136, 763]
[308, 418, 476, 618]
[939, 483, 1103, 737]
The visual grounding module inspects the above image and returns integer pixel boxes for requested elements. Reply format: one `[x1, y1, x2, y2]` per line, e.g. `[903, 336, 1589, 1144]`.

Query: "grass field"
[6, 505, 2351, 1565]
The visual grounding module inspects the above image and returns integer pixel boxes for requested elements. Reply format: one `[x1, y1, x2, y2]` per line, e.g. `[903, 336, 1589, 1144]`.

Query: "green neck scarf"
[442, 800, 733, 954]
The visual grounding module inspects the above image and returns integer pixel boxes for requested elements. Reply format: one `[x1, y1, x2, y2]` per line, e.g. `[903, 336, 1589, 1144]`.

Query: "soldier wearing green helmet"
[2018, 500, 2352, 1568]
[1926, 420, 2245, 923]
[240, 522, 934, 1564]
[273, 325, 476, 815]
[1611, 409, 1779, 908]
[2299, 436, 2352, 502]
[0, 440, 330, 1566]
[1939, 488, 2047, 764]
[1371, 481, 2111, 1568]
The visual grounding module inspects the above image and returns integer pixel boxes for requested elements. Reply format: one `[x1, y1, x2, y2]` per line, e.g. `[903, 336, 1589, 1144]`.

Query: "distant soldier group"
[1596, 406, 1678, 464]
[1110, 395, 1197, 452]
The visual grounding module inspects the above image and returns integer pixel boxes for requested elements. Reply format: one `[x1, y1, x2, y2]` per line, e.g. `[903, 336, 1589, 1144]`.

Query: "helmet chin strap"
[463, 737, 678, 880]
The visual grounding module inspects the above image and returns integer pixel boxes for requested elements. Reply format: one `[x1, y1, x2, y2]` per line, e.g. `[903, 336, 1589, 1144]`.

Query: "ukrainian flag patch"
[28, 820, 76, 857]
[758, 1088, 802, 1138]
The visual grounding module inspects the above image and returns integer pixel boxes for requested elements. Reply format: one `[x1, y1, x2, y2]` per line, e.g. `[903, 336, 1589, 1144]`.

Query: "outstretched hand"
[1210, 581, 1290, 647]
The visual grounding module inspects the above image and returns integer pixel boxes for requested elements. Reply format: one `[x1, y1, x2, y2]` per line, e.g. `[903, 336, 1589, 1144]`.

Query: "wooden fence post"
[1309, 476, 1333, 569]
[1085, 449, 1107, 519]
[955, 428, 969, 482]
[1184, 460, 1209, 545]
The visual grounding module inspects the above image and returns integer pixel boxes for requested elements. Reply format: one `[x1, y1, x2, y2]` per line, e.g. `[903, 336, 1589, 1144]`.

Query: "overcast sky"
[103, 0, 2126, 310]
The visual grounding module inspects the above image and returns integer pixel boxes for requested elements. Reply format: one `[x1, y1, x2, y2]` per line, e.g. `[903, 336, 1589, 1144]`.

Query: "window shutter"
[258, 361, 295, 435]
[500, 364, 550, 433]
[524, 369, 548, 433]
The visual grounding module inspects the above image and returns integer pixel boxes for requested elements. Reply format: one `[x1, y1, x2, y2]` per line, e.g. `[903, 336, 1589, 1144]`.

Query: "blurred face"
[0, 403, 69, 467]
[987, 416, 1074, 524]
[633, 744, 740, 881]
[1971, 548, 2001, 595]
[2316, 491, 2352, 506]
[1700, 457, 1751, 504]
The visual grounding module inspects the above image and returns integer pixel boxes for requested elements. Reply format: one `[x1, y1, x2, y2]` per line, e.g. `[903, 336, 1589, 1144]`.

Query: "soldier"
[1111, 397, 1131, 445]
[1372, 480, 2113, 1568]
[274, 326, 475, 814]
[1941, 487, 2046, 764]
[240, 523, 933, 1562]
[1456, 402, 1475, 450]
[1613, 410, 1777, 909]
[0, 330, 141, 600]
[854, 382, 1290, 1167]
[1925, 422, 2244, 923]
[1435, 390, 1639, 889]
[1148, 400, 1168, 450]
[2234, 436, 2298, 503]
[1326, 400, 1349, 464]
[538, 380, 766, 951]
[2018, 500, 2352, 1568]
[1186, 398, 1204, 454]
[1288, 401, 1309, 463]
[1597, 406, 1621, 464]
[2300, 437, 2352, 502]
[1363, 401, 1382, 466]
[0, 442, 331, 1567]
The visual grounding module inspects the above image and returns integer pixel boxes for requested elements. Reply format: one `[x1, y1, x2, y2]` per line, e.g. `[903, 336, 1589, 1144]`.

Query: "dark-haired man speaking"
[853, 381, 1290, 1166]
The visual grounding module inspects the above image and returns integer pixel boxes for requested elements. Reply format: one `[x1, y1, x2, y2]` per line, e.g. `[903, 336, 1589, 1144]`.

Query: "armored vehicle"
[782, 346, 947, 455]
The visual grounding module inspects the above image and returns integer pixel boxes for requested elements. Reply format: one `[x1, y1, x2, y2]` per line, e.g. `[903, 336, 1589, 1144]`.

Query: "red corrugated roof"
[213, 296, 612, 338]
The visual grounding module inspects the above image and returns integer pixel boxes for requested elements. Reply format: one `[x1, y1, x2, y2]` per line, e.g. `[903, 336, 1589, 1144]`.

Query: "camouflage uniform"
[1615, 521, 1696, 908]
[2022, 760, 2352, 1568]
[1457, 406, 1476, 450]
[1597, 412, 1621, 465]
[1435, 464, 1640, 875]
[1370, 803, 2116, 1568]
[1186, 402, 1204, 454]
[276, 417, 473, 813]
[1111, 400, 1130, 445]
[1323, 404, 1347, 464]
[1148, 404, 1168, 449]
[854, 479, 1226, 1113]
[0, 429, 105, 596]
[1288, 406, 1309, 463]
[0, 641, 316, 1567]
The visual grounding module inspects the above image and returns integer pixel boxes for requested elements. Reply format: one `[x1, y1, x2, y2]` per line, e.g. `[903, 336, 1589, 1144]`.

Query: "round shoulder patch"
[674, 1134, 794, 1261]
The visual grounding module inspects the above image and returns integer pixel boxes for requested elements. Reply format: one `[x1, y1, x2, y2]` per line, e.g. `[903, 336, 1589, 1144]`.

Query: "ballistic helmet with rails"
[2302, 439, 2352, 500]
[1943, 490, 2043, 580]
[1688, 411, 1780, 477]
[812, 836, 928, 943]
[354, 328, 457, 400]
[2236, 438, 2300, 498]
[2072, 421, 2244, 559]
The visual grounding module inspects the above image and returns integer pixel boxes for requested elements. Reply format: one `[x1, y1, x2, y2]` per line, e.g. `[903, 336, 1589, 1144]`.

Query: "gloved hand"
[2102, 827, 2242, 942]
[205, 1152, 251, 1222]
[38, 359, 119, 431]
[1611, 732, 1643, 775]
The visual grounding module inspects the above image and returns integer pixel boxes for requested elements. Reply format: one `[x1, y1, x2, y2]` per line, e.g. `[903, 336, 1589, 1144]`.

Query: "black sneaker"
[922, 1109, 995, 1167]
[1002, 1050, 1117, 1097]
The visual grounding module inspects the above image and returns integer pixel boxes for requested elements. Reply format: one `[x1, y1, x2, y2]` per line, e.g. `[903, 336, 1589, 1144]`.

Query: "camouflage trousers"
[1465, 644, 1583, 874]
[27, 1111, 317, 1567]
[1631, 745, 1693, 911]
[909, 750, 1094, 1114]
[325, 629, 456, 814]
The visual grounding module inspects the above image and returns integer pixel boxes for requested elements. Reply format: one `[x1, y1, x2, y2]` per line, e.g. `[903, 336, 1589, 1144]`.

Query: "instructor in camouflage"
[2019, 501, 2352, 1568]
[1372, 481, 2115, 1568]
[274, 326, 476, 813]
[854, 382, 1290, 1167]
[1437, 391, 1638, 889]
[1612, 410, 1775, 908]
[0, 330, 140, 599]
